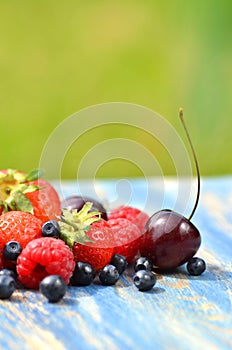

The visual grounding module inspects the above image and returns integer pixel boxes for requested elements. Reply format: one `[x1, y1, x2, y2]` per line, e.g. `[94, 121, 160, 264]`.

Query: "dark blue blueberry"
[134, 257, 153, 272]
[0, 268, 17, 280]
[187, 257, 206, 276]
[110, 254, 127, 274]
[3, 241, 22, 261]
[42, 220, 60, 238]
[133, 270, 156, 291]
[39, 275, 67, 302]
[70, 262, 96, 286]
[0, 275, 16, 299]
[99, 264, 120, 286]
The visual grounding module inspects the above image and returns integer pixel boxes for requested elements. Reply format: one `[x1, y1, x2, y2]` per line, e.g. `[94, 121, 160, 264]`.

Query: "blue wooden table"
[0, 177, 231, 350]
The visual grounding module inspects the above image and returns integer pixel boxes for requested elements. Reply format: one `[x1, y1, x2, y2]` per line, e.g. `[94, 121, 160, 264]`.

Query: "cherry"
[61, 195, 108, 220]
[140, 210, 201, 269]
[140, 109, 201, 269]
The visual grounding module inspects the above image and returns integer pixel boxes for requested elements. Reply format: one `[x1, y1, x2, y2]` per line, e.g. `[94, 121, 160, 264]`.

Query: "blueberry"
[99, 264, 120, 286]
[39, 275, 67, 302]
[110, 254, 127, 274]
[133, 270, 156, 291]
[134, 257, 153, 272]
[0, 275, 16, 299]
[70, 262, 96, 286]
[42, 220, 60, 238]
[0, 268, 17, 280]
[3, 241, 22, 261]
[187, 257, 206, 276]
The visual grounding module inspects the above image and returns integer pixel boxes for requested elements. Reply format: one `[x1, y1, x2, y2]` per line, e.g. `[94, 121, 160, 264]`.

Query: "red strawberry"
[17, 237, 75, 289]
[59, 203, 114, 271]
[0, 211, 43, 269]
[0, 211, 42, 250]
[108, 218, 142, 262]
[73, 220, 114, 271]
[25, 179, 61, 223]
[0, 169, 61, 223]
[108, 206, 149, 233]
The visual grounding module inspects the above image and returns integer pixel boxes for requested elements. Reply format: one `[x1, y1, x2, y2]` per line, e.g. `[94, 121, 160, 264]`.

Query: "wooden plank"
[0, 177, 231, 350]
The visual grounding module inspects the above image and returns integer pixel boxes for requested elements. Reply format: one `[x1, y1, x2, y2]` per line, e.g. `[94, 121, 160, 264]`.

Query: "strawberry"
[73, 220, 114, 271]
[0, 211, 42, 250]
[25, 179, 61, 223]
[0, 211, 43, 269]
[59, 203, 114, 271]
[108, 218, 142, 262]
[0, 169, 61, 223]
[108, 206, 149, 233]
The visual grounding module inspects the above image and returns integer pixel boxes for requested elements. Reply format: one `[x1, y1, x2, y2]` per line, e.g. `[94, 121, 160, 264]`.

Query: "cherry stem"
[179, 108, 200, 221]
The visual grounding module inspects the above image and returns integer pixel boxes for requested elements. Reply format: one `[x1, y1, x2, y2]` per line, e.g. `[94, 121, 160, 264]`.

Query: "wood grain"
[0, 177, 231, 350]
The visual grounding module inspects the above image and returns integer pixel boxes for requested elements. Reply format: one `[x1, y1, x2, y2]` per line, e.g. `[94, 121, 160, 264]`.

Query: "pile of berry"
[0, 169, 206, 303]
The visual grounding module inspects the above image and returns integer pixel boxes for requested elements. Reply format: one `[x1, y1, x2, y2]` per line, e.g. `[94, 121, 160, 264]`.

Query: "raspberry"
[108, 206, 149, 232]
[16, 237, 75, 289]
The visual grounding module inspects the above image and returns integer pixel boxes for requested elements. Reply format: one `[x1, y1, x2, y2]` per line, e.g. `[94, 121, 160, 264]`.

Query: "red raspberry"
[108, 206, 149, 233]
[16, 237, 75, 289]
[108, 218, 142, 262]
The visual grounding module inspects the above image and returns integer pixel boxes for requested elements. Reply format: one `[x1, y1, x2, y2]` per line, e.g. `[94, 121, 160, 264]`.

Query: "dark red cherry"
[140, 109, 202, 270]
[61, 196, 108, 220]
[140, 209, 201, 269]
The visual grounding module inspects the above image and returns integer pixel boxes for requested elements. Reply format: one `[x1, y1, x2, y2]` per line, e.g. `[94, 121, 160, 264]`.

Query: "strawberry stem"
[0, 169, 43, 213]
[59, 202, 102, 248]
[24, 168, 45, 182]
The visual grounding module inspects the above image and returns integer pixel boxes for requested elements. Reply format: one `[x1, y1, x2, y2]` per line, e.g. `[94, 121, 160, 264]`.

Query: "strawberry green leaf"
[58, 203, 101, 248]
[19, 184, 41, 194]
[6, 190, 34, 214]
[59, 221, 93, 247]
[0, 200, 9, 213]
[24, 169, 45, 182]
[64, 202, 101, 226]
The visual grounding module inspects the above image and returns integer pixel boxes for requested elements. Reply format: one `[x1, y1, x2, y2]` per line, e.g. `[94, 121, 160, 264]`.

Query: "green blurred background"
[0, 0, 231, 178]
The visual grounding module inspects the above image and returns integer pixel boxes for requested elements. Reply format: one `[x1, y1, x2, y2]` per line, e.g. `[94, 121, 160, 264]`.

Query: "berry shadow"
[60, 297, 80, 306]
[154, 264, 232, 282]
[65, 285, 99, 301]
[93, 279, 120, 287]
[138, 286, 165, 295]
